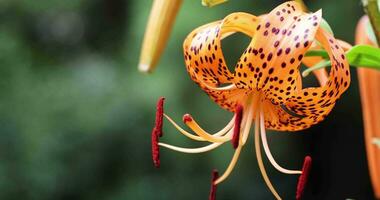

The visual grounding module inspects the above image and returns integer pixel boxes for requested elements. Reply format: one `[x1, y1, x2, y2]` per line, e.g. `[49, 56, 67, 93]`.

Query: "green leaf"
[304, 49, 329, 59]
[320, 18, 334, 35]
[346, 45, 380, 69]
[305, 45, 380, 70]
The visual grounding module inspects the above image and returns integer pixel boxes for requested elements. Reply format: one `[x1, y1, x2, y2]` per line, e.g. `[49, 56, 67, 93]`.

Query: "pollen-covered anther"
[182, 114, 193, 123]
[296, 156, 312, 200]
[209, 169, 219, 200]
[151, 127, 160, 168]
[154, 97, 165, 137]
[232, 104, 243, 149]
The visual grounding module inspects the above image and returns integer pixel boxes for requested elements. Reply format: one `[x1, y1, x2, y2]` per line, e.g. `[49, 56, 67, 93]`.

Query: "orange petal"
[183, 12, 259, 111]
[356, 15, 380, 199]
[279, 28, 350, 131]
[233, 2, 322, 105]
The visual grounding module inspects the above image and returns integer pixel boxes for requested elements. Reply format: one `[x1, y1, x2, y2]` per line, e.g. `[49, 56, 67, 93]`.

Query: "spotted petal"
[234, 2, 321, 105]
[183, 12, 259, 111]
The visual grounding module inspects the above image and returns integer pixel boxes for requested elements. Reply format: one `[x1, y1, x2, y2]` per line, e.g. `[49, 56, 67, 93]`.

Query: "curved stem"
[363, 0, 380, 43]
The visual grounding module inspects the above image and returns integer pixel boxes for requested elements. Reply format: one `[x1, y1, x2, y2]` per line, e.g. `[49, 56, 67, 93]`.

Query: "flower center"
[152, 95, 311, 199]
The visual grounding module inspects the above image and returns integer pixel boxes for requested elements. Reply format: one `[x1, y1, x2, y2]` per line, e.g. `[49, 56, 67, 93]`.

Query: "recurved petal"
[301, 44, 329, 86]
[183, 12, 259, 111]
[280, 28, 350, 131]
[184, 12, 258, 87]
[233, 2, 322, 105]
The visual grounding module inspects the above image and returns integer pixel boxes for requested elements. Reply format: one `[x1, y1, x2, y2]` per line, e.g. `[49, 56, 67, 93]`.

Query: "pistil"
[183, 114, 232, 143]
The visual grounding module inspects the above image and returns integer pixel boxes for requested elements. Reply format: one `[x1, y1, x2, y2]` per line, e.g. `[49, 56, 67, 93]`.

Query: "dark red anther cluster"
[232, 104, 243, 149]
[155, 97, 165, 137]
[151, 97, 165, 168]
[296, 156, 312, 200]
[209, 169, 219, 200]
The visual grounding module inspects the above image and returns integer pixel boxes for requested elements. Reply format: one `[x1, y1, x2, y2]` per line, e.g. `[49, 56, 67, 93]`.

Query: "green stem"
[362, 0, 380, 44]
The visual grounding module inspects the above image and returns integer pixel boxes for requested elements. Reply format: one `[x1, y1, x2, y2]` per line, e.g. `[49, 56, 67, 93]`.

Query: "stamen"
[158, 141, 224, 153]
[255, 112, 281, 200]
[183, 114, 233, 143]
[209, 169, 219, 200]
[296, 156, 312, 200]
[151, 127, 160, 168]
[154, 97, 165, 137]
[260, 110, 302, 175]
[242, 101, 255, 145]
[214, 145, 242, 184]
[232, 105, 243, 149]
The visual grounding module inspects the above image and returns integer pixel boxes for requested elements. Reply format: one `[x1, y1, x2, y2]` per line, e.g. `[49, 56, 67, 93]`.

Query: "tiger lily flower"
[151, 1, 350, 199]
[356, 15, 380, 199]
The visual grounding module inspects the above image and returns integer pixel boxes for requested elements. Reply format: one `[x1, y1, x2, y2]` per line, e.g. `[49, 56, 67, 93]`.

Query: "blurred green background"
[0, 0, 375, 199]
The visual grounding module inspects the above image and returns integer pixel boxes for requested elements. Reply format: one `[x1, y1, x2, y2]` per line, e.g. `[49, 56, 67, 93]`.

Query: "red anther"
[155, 97, 165, 137]
[232, 104, 243, 149]
[151, 128, 160, 168]
[296, 156, 312, 200]
[209, 169, 219, 200]
[182, 114, 193, 123]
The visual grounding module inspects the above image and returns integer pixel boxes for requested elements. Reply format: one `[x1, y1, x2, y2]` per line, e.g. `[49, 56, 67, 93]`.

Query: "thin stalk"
[362, 0, 380, 43]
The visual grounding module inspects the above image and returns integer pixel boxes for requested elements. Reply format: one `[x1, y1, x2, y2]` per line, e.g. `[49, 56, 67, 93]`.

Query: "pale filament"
[214, 100, 253, 184]
[158, 141, 223, 154]
[241, 100, 254, 145]
[260, 110, 302, 175]
[158, 128, 234, 154]
[255, 111, 281, 200]
[214, 144, 242, 185]
[164, 113, 234, 141]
